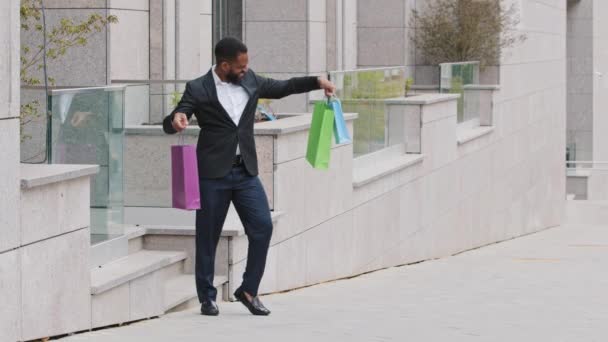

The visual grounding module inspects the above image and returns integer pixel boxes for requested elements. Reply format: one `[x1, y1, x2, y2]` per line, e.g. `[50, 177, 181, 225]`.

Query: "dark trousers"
[195, 164, 273, 302]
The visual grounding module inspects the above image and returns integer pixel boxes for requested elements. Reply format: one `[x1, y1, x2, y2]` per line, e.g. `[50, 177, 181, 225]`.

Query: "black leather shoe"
[234, 288, 271, 316]
[200, 299, 219, 316]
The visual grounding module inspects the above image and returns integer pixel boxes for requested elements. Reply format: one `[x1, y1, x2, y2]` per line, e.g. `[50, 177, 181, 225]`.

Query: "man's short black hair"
[215, 37, 248, 64]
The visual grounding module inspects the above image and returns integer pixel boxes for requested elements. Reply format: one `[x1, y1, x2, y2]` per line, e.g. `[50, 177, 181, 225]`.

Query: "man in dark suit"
[163, 37, 335, 316]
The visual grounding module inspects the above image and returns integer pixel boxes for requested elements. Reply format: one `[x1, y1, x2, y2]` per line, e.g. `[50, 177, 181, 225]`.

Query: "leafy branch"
[19, 0, 118, 141]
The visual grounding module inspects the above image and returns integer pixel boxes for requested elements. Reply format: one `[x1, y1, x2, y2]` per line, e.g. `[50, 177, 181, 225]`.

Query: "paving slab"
[61, 224, 608, 342]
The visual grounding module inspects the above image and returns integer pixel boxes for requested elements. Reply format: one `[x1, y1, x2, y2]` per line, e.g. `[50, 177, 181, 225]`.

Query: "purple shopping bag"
[171, 144, 201, 210]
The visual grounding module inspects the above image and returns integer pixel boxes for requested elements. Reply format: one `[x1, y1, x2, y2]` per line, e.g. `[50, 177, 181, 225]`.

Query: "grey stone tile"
[0, 0, 19, 119]
[175, 0, 201, 80]
[308, 22, 327, 73]
[130, 272, 164, 320]
[308, 0, 326, 22]
[244, 0, 306, 21]
[304, 211, 356, 284]
[255, 135, 274, 209]
[109, 0, 149, 10]
[272, 145, 353, 243]
[200, 0, 212, 14]
[326, 0, 337, 71]
[358, 0, 405, 28]
[21, 229, 91, 341]
[357, 28, 405, 66]
[0, 249, 21, 342]
[245, 21, 307, 73]
[109, 9, 150, 80]
[44, 0, 106, 8]
[199, 14, 213, 71]
[22, 9, 108, 86]
[143, 235, 209, 275]
[0, 119, 20, 253]
[21, 176, 90, 245]
[92, 283, 130, 328]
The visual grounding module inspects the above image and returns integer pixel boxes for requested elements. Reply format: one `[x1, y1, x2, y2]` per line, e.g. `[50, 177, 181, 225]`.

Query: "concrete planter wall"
[225, 92, 563, 297]
[123, 124, 276, 210]
[2, 164, 98, 342]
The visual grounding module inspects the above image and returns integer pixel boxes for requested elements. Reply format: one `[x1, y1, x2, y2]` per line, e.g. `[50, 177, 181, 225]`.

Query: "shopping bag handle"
[177, 131, 186, 146]
[326, 73, 331, 104]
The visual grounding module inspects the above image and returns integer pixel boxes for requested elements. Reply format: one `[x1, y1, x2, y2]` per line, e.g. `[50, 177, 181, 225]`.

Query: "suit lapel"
[237, 73, 256, 127]
[204, 69, 237, 127]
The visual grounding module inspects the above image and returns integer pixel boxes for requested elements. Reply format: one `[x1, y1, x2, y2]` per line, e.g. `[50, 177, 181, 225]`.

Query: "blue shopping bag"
[329, 97, 351, 144]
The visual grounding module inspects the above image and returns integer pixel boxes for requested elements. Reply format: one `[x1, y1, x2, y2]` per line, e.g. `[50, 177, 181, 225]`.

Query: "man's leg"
[231, 167, 273, 297]
[195, 175, 232, 302]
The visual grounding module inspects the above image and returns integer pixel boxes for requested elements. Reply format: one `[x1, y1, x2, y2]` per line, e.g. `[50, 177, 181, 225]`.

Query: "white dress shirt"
[212, 66, 250, 156]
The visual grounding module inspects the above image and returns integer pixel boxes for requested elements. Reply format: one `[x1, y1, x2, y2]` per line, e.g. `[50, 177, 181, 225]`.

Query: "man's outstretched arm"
[256, 74, 335, 99]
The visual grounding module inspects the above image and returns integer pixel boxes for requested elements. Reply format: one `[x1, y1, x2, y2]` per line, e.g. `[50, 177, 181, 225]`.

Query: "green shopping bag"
[306, 101, 335, 170]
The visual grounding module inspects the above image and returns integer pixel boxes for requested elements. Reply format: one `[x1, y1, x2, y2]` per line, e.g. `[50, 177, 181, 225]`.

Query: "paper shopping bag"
[171, 144, 201, 210]
[306, 101, 335, 170]
[330, 97, 352, 144]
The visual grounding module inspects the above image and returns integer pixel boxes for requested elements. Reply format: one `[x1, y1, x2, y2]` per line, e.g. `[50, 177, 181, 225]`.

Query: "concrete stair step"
[91, 250, 187, 295]
[163, 274, 228, 312]
[141, 209, 285, 237]
[124, 205, 284, 236]
[90, 225, 145, 268]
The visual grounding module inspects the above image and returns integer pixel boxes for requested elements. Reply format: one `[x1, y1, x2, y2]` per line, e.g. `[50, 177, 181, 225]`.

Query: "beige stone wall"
[0, 0, 21, 340]
[567, 0, 593, 163]
[228, 0, 568, 295]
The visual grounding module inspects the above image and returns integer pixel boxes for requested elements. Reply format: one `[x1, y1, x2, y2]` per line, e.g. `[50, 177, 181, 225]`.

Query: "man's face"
[222, 52, 249, 84]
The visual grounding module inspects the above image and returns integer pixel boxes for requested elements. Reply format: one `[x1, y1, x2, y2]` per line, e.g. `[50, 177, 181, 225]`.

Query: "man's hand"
[172, 112, 188, 132]
[318, 77, 336, 97]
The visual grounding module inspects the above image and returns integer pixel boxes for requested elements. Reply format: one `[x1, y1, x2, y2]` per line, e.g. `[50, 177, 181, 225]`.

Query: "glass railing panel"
[48, 86, 126, 244]
[439, 61, 480, 123]
[329, 67, 408, 158]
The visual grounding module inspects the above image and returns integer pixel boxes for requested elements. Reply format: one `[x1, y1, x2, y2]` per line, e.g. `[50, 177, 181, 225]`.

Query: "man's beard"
[226, 70, 242, 84]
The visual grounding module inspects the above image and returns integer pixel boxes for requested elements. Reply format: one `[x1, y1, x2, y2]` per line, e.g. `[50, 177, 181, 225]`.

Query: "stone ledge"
[125, 125, 199, 136]
[353, 154, 425, 188]
[566, 169, 591, 178]
[254, 113, 358, 135]
[142, 210, 285, 237]
[457, 126, 495, 145]
[125, 113, 358, 137]
[91, 250, 186, 295]
[385, 93, 461, 105]
[463, 84, 501, 90]
[411, 84, 440, 91]
[20, 164, 99, 189]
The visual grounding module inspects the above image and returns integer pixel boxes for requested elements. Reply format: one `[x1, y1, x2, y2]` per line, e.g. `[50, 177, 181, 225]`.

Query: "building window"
[213, 0, 243, 52]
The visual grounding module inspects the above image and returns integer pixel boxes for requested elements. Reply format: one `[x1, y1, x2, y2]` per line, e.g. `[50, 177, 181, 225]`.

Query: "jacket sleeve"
[163, 82, 198, 134]
[256, 74, 321, 99]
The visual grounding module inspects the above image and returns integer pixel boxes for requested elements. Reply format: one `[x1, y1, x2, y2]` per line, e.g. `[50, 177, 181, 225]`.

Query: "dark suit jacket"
[163, 69, 320, 179]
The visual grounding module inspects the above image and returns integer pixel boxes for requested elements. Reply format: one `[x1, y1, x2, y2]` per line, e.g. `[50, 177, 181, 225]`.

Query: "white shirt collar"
[211, 65, 228, 86]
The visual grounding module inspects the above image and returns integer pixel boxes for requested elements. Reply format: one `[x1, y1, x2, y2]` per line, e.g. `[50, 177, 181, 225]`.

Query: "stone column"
[592, 0, 608, 163]
[589, 0, 608, 199]
[0, 1, 22, 341]
[200, 0, 213, 71]
[567, 0, 593, 164]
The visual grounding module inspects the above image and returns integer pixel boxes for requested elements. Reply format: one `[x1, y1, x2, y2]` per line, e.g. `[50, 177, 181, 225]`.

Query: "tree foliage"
[20, 0, 118, 141]
[411, 0, 526, 67]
